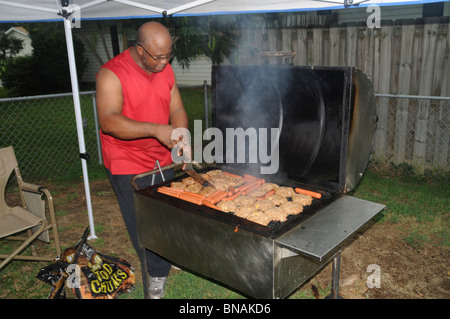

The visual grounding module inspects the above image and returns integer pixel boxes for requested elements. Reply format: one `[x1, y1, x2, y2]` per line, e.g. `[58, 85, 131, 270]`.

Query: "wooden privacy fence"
[227, 17, 450, 174]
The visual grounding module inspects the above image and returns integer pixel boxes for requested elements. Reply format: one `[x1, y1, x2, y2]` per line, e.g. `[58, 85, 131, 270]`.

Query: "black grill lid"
[211, 65, 376, 193]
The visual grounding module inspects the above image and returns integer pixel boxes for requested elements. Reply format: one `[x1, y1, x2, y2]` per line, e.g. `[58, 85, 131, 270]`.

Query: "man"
[96, 21, 189, 299]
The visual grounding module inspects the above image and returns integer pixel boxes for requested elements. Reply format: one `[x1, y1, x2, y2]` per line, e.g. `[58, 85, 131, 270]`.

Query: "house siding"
[75, 22, 123, 83]
[5, 27, 32, 57]
[171, 56, 212, 87]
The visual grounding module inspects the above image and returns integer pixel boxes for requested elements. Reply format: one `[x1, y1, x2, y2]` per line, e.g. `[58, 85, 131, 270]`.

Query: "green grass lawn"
[1, 167, 447, 299]
[350, 169, 449, 249]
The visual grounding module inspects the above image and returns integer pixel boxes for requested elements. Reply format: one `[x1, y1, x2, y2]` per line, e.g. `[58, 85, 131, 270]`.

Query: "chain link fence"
[372, 94, 449, 178]
[1, 91, 449, 183]
[0, 91, 101, 183]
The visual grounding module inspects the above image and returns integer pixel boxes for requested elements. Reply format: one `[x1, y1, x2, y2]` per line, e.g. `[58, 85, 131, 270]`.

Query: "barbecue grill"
[133, 65, 386, 299]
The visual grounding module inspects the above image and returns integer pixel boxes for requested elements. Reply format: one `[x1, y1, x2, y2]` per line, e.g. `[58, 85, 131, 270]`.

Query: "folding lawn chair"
[0, 146, 61, 270]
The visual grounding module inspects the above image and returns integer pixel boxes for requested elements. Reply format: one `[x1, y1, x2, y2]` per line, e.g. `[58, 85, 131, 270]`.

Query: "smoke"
[211, 65, 286, 175]
[195, 15, 324, 176]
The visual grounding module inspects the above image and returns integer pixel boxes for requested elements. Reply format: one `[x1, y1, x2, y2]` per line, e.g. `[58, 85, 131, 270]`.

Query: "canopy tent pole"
[78, 0, 107, 10]
[167, 0, 215, 15]
[113, 0, 215, 16]
[62, 6, 96, 239]
[113, 0, 165, 13]
[0, 0, 97, 240]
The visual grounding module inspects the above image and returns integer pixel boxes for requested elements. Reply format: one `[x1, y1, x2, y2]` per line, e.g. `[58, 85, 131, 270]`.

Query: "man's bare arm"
[169, 83, 188, 129]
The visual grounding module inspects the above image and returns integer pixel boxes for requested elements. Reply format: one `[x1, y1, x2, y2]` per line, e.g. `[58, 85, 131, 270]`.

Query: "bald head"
[137, 22, 171, 48]
[134, 22, 173, 73]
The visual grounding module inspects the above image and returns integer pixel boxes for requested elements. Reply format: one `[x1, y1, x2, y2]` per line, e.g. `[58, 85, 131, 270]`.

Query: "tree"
[1, 22, 87, 96]
[165, 16, 238, 68]
[120, 16, 238, 69]
[0, 30, 24, 72]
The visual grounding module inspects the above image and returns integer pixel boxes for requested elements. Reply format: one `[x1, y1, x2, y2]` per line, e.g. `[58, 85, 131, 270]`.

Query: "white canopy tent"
[0, 0, 440, 239]
[0, 1, 442, 22]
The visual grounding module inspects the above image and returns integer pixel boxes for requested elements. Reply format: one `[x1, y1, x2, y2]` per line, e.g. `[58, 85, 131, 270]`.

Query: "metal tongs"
[183, 161, 214, 188]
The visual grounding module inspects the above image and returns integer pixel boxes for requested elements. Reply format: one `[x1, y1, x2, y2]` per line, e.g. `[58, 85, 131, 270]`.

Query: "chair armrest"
[20, 182, 45, 194]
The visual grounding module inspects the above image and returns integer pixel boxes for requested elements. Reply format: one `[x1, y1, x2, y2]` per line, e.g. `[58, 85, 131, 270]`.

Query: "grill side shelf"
[275, 195, 385, 261]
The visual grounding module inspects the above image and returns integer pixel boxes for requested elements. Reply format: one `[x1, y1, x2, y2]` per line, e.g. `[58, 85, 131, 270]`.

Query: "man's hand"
[154, 124, 179, 150]
[169, 127, 192, 163]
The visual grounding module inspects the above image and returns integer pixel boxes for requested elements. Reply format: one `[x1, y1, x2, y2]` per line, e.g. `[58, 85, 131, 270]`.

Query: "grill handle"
[131, 163, 180, 191]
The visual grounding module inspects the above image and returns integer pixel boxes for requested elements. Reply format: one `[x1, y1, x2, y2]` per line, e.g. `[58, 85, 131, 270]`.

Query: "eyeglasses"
[138, 44, 174, 61]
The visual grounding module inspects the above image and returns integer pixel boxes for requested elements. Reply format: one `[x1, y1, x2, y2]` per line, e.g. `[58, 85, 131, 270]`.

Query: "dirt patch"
[309, 222, 449, 299]
[40, 179, 450, 299]
[54, 180, 142, 279]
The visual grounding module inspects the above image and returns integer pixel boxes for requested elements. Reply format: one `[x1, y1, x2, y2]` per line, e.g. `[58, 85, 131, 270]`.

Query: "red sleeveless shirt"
[100, 48, 174, 174]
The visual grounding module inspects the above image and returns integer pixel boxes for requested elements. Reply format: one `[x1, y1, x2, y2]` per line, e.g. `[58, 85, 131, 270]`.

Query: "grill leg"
[326, 249, 344, 299]
[142, 258, 150, 299]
